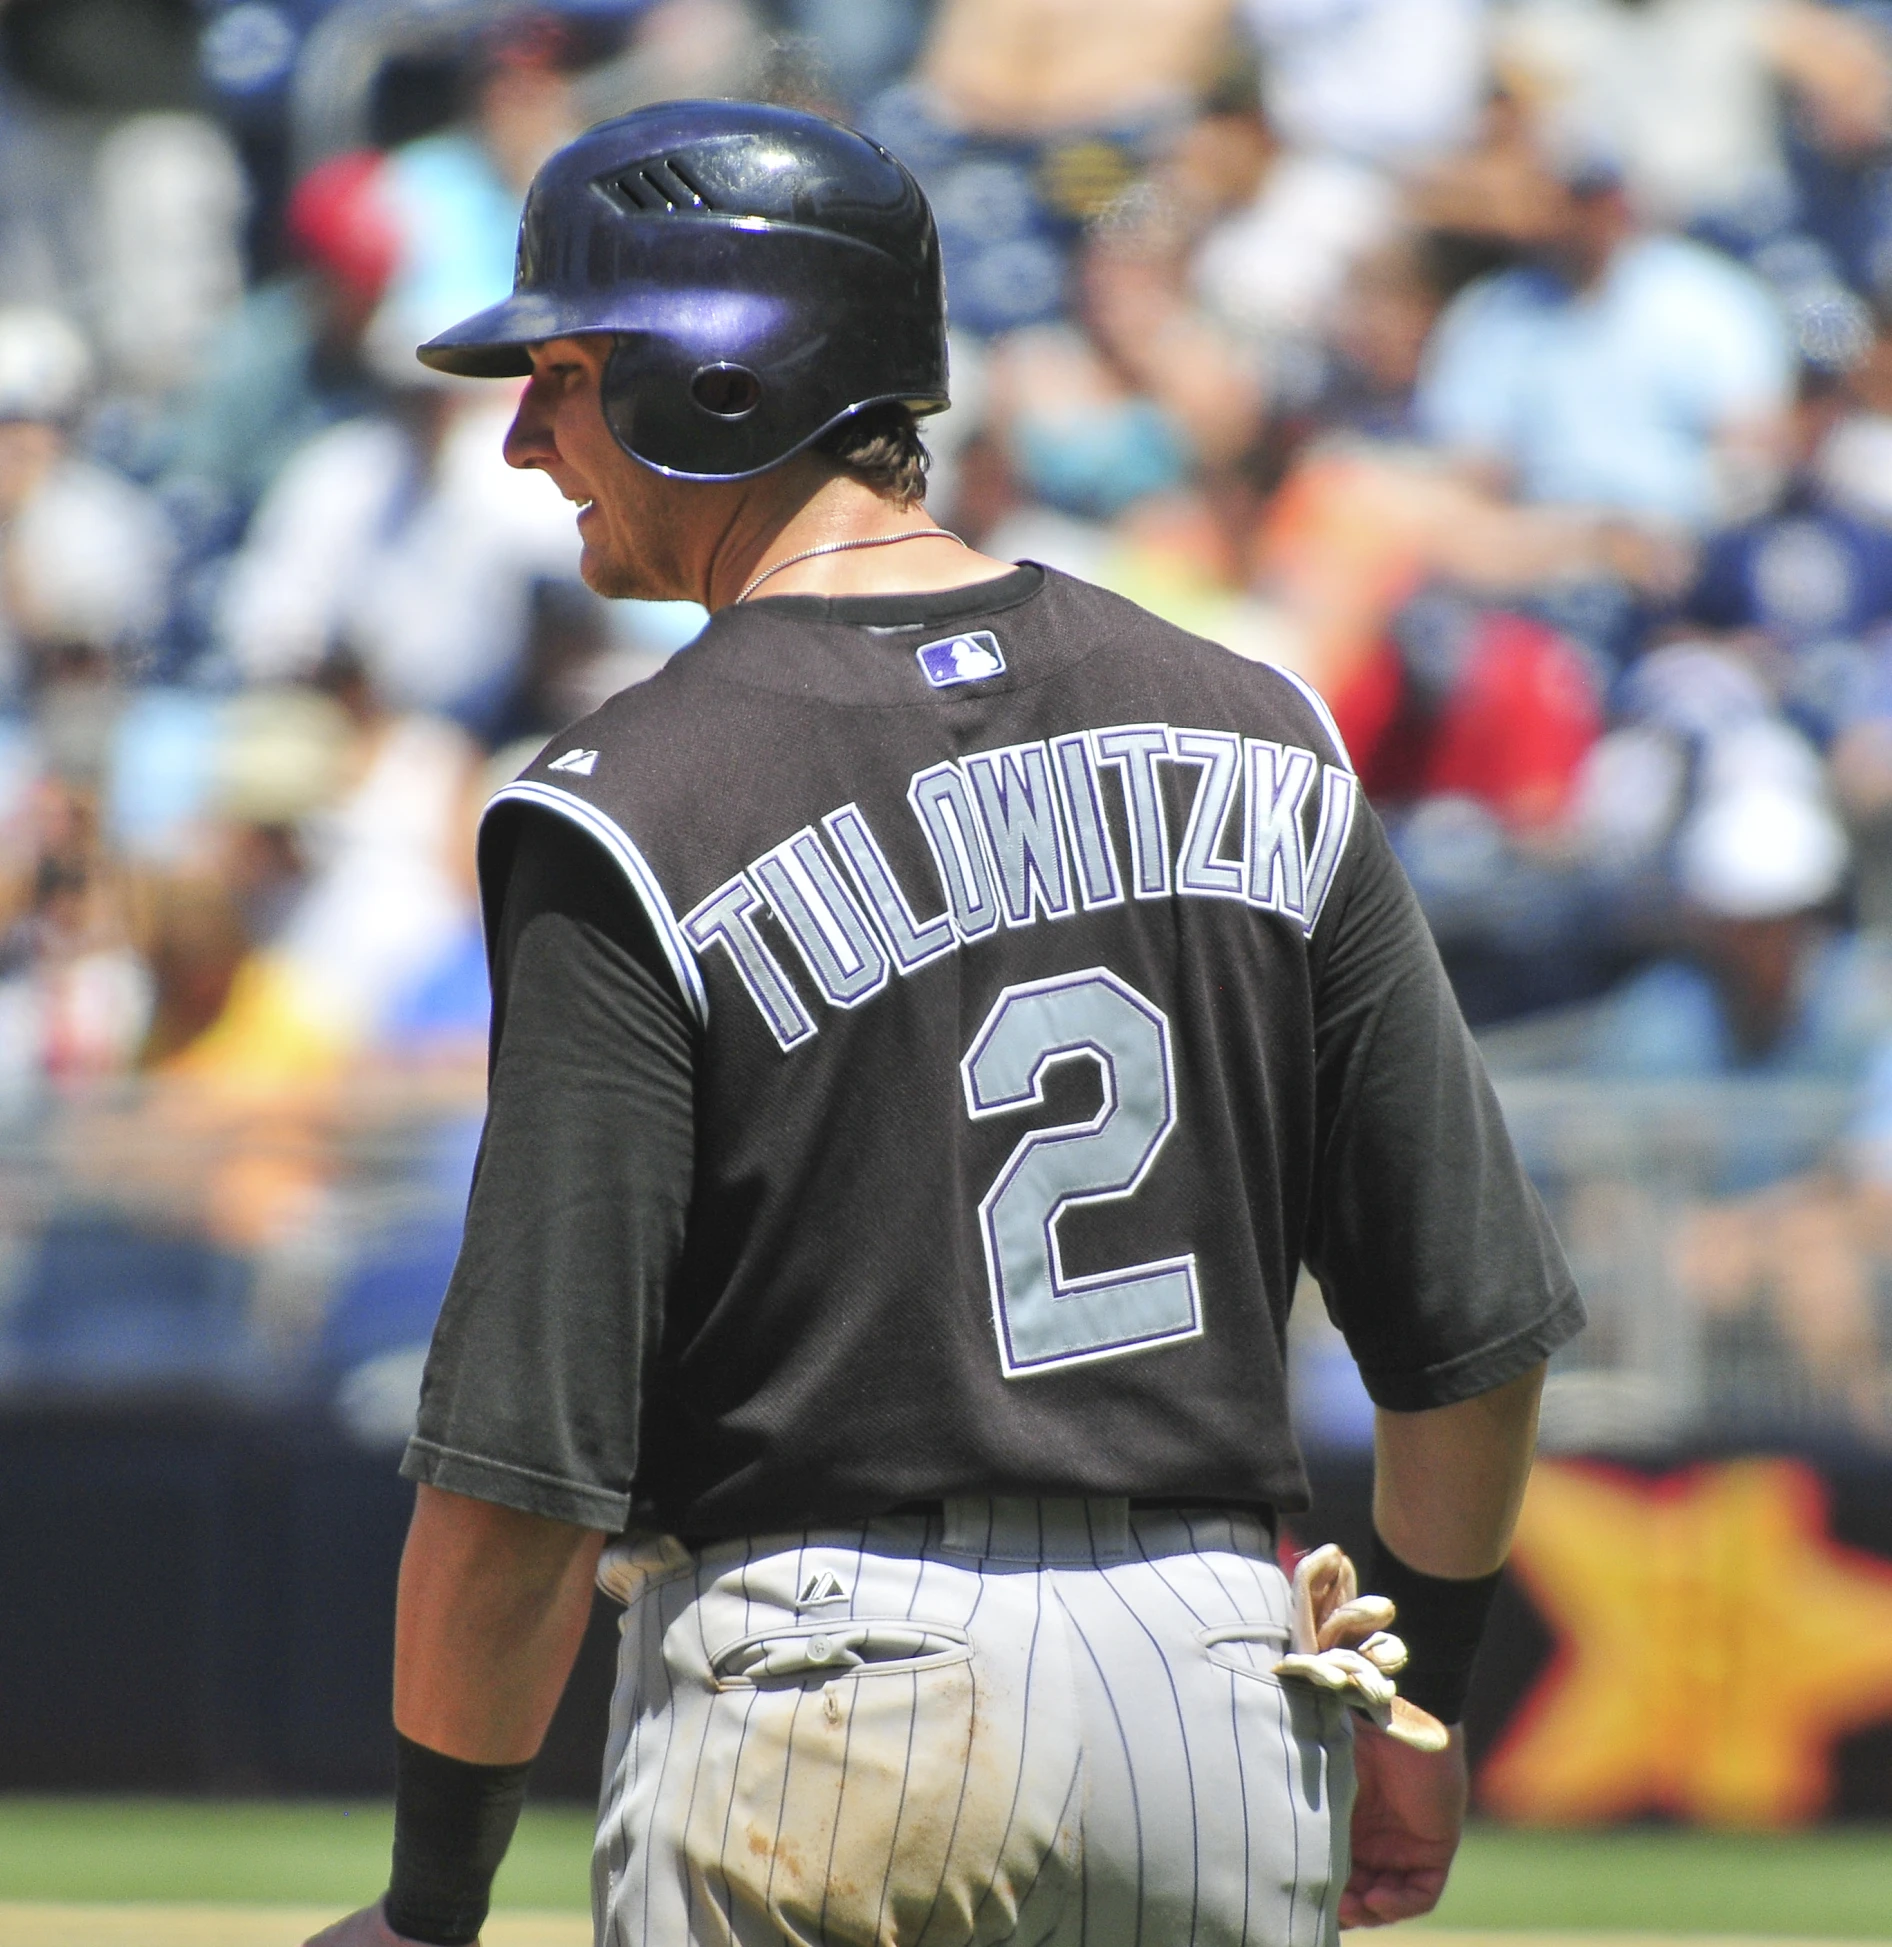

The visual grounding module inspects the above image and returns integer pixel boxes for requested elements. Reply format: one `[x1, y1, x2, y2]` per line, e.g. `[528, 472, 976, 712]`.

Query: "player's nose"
[503, 376, 559, 472]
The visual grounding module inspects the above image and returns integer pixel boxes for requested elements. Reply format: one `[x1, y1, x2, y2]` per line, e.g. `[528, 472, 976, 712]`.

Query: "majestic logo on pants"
[796, 1568, 850, 1607]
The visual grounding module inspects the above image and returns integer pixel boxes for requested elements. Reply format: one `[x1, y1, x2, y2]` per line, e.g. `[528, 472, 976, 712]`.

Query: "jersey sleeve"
[1302, 802, 1584, 1409]
[400, 803, 696, 1531]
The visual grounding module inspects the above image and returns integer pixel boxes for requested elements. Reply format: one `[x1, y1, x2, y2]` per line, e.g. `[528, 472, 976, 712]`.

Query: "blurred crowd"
[6, 0, 1892, 1436]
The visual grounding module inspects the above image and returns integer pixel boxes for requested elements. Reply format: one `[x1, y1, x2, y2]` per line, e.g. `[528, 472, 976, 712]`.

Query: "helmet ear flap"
[600, 331, 789, 479]
[599, 333, 645, 462]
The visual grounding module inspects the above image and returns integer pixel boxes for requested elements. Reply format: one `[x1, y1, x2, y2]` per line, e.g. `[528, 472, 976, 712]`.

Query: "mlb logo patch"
[916, 630, 1006, 688]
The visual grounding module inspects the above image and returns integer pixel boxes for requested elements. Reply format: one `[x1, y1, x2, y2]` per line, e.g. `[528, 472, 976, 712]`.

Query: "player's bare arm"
[305, 1489, 604, 1945]
[1340, 1363, 1547, 1929]
[393, 1484, 604, 1762]
[1375, 1363, 1545, 1580]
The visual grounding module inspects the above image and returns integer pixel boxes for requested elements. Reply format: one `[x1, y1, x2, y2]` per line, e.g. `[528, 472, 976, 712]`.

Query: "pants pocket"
[674, 1615, 1074, 1946]
[1195, 1618, 1291, 1680]
[709, 1617, 971, 1688]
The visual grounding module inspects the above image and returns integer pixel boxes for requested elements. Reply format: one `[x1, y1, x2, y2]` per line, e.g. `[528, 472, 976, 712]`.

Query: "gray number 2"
[960, 968, 1202, 1376]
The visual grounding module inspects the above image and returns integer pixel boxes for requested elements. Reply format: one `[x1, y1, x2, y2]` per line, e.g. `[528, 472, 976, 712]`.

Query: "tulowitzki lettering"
[683, 722, 1357, 1051]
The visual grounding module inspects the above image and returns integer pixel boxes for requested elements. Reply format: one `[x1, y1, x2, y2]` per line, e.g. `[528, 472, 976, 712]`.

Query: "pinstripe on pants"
[592, 1499, 1352, 1947]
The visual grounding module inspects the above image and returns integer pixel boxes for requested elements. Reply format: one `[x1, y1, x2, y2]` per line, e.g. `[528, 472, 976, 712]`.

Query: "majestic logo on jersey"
[681, 720, 1358, 1052]
[547, 747, 600, 776]
[916, 630, 1005, 687]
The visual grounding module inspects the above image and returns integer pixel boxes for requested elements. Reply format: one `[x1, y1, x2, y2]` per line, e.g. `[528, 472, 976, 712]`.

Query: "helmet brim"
[416, 282, 812, 379]
[416, 292, 597, 377]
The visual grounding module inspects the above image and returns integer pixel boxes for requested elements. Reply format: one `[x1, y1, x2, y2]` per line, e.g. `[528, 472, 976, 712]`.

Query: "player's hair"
[817, 402, 930, 505]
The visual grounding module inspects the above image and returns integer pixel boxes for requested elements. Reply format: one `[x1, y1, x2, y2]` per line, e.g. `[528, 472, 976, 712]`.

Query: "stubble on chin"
[579, 541, 660, 602]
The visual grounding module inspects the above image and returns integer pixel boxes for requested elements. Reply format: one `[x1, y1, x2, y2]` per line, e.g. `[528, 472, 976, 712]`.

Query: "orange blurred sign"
[1481, 1458, 1892, 1825]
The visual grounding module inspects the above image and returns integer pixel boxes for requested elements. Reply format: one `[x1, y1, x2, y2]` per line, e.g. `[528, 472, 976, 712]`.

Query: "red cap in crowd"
[284, 150, 402, 308]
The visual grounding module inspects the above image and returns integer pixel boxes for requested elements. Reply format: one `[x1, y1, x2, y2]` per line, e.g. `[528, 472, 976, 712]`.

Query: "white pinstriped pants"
[592, 1499, 1352, 1947]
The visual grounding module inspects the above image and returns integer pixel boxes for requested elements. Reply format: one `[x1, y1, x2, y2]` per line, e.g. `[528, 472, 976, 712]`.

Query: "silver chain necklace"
[733, 527, 966, 604]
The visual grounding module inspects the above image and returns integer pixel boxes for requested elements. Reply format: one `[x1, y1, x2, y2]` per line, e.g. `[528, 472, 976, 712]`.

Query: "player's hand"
[303, 1900, 475, 1947]
[1339, 1718, 1468, 1929]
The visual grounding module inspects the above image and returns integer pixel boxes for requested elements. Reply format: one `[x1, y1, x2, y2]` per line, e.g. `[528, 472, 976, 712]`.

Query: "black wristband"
[384, 1732, 532, 1946]
[1366, 1530, 1503, 1726]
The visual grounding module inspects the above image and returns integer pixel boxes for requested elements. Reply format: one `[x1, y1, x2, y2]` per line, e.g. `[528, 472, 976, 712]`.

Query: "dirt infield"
[2, 1917, 1888, 1947]
[0, 1909, 591, 1946]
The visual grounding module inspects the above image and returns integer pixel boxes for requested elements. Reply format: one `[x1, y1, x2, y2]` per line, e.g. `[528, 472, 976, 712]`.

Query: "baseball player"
[309, 100, 1582, 1947]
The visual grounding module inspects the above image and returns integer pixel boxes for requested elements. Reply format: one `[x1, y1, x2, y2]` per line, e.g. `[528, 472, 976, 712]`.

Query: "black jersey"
[421, 566, 1580, 1540]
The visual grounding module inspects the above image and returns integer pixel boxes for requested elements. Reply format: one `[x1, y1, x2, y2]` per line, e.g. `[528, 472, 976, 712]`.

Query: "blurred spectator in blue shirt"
[1418, 152, 1795, 530]
[1581, 755, 1892, 1079]
[213, 360, 580, 736]
[0, 308, 173, 708]
[1685, 356, 1892, 665]
[376, 15, 586, 354]
[154, 150, 399, 550]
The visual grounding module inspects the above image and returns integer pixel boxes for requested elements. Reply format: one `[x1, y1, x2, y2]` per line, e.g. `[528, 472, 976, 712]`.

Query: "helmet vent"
[613, 157, 714, 214]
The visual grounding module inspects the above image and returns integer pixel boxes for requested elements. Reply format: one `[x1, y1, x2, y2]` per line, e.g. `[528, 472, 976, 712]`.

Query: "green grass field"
[1423, 1827, 1892, 1934]
[0, 1799, 1886, 1935]
[0, 1799, 591, 1910]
